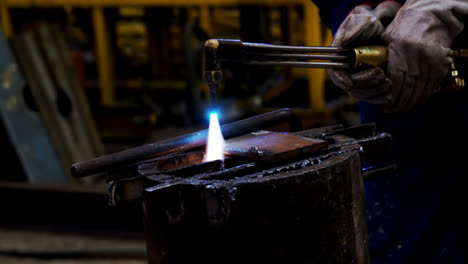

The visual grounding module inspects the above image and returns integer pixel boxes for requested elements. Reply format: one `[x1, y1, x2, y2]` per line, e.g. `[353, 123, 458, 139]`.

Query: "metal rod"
[258, 53, 349, 61]
[71, 108, 302, 178]
[242, 41, 348, 53]
[243, 60, 351, 69]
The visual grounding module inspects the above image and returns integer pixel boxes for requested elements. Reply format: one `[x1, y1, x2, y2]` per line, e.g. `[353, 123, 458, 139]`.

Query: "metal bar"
[71, 108, 302, 178]
[93, 6, 115, 106]
[14, 31, 78, 181]
[52, 25, 105, 157]
[37, 25, 92, 162]
[243, 60, 351, 69]
[258, 53, 349, 61]
[242, 41, 348, 53]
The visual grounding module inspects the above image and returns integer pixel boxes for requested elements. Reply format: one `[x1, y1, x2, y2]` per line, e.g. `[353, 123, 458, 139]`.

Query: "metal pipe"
[71, 108, 302, 178]
[259, 53, 349, 60]
[243, 60, 351, 69]
[241, 41, 348, 53]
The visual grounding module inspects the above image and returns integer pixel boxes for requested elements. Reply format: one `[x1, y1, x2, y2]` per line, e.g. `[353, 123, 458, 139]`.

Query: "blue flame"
[204, 111, 225, 162]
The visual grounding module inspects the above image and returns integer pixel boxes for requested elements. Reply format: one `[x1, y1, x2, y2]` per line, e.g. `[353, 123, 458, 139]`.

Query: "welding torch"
[204, 39, 468, 109]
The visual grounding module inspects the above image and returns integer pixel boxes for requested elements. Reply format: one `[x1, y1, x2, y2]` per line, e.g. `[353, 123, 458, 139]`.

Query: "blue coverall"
[311, 1, 465, 263]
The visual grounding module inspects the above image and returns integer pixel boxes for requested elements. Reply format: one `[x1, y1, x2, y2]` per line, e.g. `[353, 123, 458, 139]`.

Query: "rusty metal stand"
[72, 109, 394, 264]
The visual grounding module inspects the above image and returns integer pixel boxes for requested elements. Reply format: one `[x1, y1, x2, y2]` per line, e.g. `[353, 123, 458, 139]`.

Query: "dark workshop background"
[0, 1, 358, 263]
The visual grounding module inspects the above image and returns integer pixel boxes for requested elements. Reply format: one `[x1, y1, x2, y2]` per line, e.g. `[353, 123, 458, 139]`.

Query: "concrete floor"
[0, 228, 147, 263]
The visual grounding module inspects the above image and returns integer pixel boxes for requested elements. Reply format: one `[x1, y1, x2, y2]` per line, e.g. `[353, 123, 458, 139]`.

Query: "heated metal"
[71, 108, 302, 178]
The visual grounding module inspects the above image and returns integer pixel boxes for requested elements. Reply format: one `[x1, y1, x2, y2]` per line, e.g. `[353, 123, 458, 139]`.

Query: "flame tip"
[204, 111, 225, 162]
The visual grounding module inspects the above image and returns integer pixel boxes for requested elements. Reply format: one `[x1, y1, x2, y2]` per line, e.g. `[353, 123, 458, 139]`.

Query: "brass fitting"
[450, 62, 465, 91]
[353, 46, 388, 68]
[450, 49, 468, 58]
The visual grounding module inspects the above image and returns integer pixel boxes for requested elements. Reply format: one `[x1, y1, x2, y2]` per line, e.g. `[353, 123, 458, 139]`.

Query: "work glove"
[328, 1, 401, 104]
[382, 0, 468, 112]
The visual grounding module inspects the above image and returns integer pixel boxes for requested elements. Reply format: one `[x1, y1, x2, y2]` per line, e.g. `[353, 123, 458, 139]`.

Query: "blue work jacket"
[311, 1, 465, 263]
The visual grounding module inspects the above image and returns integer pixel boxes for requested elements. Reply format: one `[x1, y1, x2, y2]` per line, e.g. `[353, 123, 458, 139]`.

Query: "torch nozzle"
[208, 83, 218, 111]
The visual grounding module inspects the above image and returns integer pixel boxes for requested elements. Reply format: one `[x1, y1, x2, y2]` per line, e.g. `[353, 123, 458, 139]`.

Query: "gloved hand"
[382, 0, 468, 112]
[328, 1, 401, 104]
